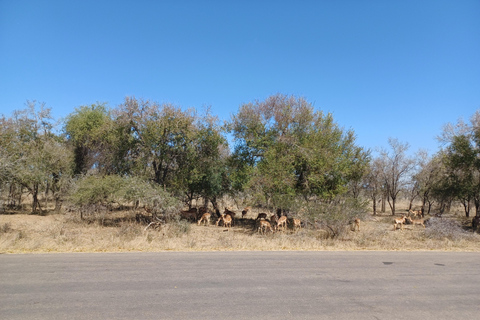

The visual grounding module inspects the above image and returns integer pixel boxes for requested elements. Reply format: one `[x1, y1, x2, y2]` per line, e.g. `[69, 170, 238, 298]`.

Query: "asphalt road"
[1, 251, 479, 320]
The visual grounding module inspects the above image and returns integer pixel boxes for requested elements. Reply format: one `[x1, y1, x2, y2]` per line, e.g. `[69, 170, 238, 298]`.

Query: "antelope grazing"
[224, 208, 236, 218]
[256, 213, 268, 220]
[242, 207, 250, 219]
[224, 208, 236, 226]
[407, 217, 425, 229]
[216, 214, 232, 228]
[393, 215, 407, 231]
[197, 212, 211, 226]
[270, 214, 278, 225]
[277, 216, 287, 231]
[258, 220, 273, 234]
[293, 218, 302, 231]
[180, 208, 198, 222]
[197, 207, 208, 220]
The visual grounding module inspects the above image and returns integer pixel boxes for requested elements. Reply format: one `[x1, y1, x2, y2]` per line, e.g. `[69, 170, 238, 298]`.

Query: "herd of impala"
[177, 206, 304, 233]
[184, 206, 424, 233]
[158, 205, 480, 234]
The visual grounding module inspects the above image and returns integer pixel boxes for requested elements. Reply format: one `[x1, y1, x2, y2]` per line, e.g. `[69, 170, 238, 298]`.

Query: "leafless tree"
[379, 138, 415, 215]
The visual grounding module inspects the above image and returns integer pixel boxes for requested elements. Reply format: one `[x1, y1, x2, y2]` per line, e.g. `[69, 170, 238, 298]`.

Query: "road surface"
[1, 251, 479, 319]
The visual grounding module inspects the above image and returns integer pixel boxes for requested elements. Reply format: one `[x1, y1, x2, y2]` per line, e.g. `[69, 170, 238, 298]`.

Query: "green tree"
[114, 97, 197, 189]
[228, 94, 369, 210]
[414, 152, 444, 215]
[64, 103, 111, 175]
[436, 111, 480, 216]
[183, 112, 229, 209]
[1, 102, 73, 213]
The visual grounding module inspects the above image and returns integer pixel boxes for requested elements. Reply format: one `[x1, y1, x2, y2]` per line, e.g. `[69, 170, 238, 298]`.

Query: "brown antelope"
[180, 208, 198, 222]
[408, 209, 422, 219]
[270, 214, 278, 225]
[258, 220, 273, 234]
[216, 214, 232, 228]
[256, 213, 267, 220]
[353, 218, 360, 231]
[277, 216, 287, 231]
[293, 218, 302, 231]
[197, 212, 211, 226]
[393, 215, 407, 231]
[242, 207, 250, 219]
[224, 208, 236, 218]
[407, 217, 425, 229]
[224, 208, 236, 225]
[197, 207, 208, 220]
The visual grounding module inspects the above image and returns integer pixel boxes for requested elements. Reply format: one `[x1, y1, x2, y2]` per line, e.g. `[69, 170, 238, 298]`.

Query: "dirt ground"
[1, 201, 479, 253]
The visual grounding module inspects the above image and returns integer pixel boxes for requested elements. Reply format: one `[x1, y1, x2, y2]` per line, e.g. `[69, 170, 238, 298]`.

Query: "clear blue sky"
[1, 0, 479, 155]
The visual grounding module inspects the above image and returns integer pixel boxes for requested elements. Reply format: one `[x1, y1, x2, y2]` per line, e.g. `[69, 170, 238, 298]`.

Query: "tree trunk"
[462, 199, 470, 218]
[381, 193, 386, 213]
[54, 197, 62, 213]
[31, 183, 42, 213]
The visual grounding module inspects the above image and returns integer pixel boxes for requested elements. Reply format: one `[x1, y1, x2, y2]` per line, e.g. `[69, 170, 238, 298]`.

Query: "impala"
[224, 208, 236, 226]
[216, 214, 232, 228]
[408, 209, 422, 219]
[393, 215, 407, 231]
[270, 214, 278, 225]
[180, 208, 198, 222]
[256, 213, 267, 220]
[277, 216, 287, 231]
[258, 220, 273, 234]
[408, 217, 425, 229]
[242, 207, 250, 219]
[293, 218, 302, 231]
[197, 212, 211, 226]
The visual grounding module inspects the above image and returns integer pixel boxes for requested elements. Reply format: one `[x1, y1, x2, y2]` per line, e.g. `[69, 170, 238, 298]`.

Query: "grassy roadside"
[1, 207, 479, 253]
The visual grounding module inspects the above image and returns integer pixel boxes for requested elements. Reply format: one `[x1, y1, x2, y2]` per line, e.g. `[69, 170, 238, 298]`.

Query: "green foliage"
[434, 110, 480, 215]
[64, 103, 112, 175]
[69, 175, 182, 220]
[228, 94, 369, 206]
[303, 197, 368, 238]
[0, 102, 74, 212]
[70, 175, 125, 207]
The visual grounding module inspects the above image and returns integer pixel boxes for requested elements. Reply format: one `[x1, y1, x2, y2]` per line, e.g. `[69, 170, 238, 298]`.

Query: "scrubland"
[1, 201, 479, 253]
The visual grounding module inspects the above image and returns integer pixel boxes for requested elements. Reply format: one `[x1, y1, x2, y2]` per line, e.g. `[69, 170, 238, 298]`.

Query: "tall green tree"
[228, 94, 369, 209]
[64, 103, 111, 175]
[436, 110, 480, 216]
[1, 102, 73, 212]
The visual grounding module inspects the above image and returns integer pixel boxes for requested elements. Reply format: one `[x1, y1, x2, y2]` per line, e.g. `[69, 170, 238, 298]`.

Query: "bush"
[424, 217, 472, 241]
[0, 223, 12, 234]
[68, 175, 182, 221]
[304, 197, 368, 239]
[163, 216, 191, 237]
[69, 175, 125, 209]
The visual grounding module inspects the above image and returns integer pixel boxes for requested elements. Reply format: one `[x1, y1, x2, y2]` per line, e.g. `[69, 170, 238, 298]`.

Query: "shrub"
[163, 216, 191, 237]
[304, 197, 368, 239]
[68, 175, 182, 221]
[424, 217, 472, 241]
[0, 223, 12, 234]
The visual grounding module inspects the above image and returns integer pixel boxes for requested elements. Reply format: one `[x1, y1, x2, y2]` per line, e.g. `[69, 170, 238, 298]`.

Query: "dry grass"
[1, 201, 480, 253]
